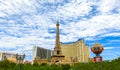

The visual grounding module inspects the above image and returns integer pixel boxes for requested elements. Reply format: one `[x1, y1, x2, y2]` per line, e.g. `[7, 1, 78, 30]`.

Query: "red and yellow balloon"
[91, 43, 104, 54]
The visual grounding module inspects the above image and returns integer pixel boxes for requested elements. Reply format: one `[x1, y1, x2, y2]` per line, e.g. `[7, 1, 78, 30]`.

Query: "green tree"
[0, 60, 10, 70]
[61, 64, 70, 70]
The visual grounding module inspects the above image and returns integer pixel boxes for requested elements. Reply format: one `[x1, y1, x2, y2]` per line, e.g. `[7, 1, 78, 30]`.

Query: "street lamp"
[16, 53, 25, 70]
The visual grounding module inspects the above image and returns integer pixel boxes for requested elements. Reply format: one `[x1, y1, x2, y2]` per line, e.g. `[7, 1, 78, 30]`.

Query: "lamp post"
[16, 53, 25, 70]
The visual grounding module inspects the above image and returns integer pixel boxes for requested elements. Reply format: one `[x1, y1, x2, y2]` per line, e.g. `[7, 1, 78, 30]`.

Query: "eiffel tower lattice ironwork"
[51, 21, 65, 63]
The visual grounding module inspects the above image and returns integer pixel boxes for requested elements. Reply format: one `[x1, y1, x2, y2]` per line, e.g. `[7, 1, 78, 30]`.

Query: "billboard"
[94, 56, 102, 62]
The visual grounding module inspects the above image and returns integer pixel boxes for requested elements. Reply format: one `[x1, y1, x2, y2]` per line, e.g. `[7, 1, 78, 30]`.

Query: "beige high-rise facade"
[60, 39, 90, 62]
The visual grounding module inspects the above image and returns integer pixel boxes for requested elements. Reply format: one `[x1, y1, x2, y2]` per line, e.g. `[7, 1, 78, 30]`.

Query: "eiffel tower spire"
[54, 21, 62, 55]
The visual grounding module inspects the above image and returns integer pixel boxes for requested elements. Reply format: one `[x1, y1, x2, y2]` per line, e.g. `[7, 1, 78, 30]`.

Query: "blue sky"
[0, 0, 120, 61]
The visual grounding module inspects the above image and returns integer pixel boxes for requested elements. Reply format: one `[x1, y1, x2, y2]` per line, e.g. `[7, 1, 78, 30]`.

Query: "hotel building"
[61, 39, 90, 62]
[32, 46, 53, 61]
[0, 51, 24, 63]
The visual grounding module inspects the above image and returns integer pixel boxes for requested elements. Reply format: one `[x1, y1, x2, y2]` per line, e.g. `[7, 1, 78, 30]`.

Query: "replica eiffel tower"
[51, 21, 65, 63]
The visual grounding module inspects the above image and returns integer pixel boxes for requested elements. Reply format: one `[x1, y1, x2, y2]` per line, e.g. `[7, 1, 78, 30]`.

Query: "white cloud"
[104, 47, 115, 50]
[60, 14, 120, 42]
[108, 40, 120, 43]
[97, 0, 115, 14]
[100, 33, 120, 37]
[47, 0, 93, 21]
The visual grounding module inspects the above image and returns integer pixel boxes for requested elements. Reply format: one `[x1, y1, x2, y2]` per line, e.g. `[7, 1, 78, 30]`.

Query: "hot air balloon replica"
[91, 43, 104, 62]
